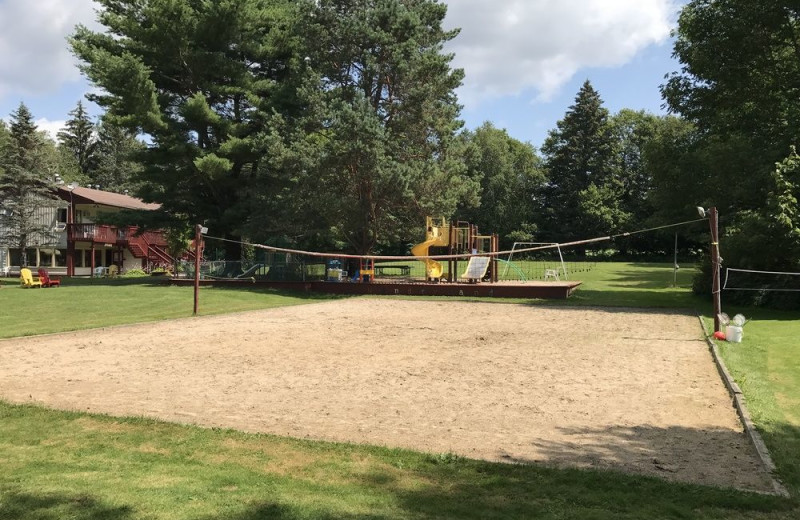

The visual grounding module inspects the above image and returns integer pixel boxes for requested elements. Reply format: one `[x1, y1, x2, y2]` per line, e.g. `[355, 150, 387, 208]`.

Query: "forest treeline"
[2, 0, 799, 306]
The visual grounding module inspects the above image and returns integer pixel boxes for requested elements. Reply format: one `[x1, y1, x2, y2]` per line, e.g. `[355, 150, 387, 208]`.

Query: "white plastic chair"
[544, 269, 560, 281]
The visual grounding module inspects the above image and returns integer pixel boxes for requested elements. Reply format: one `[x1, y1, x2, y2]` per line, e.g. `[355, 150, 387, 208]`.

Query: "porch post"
[66, 203, 75, 276]
[90, 243, 96, 278]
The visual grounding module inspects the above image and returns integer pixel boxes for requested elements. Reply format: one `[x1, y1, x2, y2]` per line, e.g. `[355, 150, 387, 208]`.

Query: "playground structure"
[410, 216, 499, 283]
[175, 216, 583, 299]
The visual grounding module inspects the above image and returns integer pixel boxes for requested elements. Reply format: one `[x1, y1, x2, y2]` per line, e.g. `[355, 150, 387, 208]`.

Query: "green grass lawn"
[545, 261, 705, 308]
[709, 308, 800, 499]
[0, 402, 793, 520]
[1, 263, 799, 519]
[0, 277, 337, 339]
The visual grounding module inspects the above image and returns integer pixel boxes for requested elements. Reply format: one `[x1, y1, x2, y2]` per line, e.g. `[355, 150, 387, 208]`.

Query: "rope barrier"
[202, 217, 709, 262]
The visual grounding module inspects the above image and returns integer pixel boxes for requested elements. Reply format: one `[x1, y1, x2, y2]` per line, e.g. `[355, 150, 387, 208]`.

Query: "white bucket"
[726, 325, 743, 343]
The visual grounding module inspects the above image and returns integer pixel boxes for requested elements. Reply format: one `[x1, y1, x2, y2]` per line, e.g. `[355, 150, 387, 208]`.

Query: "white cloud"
[35, 118, 66, 141]
[0, 0, 98, 98]
[443, 0, 677, 104]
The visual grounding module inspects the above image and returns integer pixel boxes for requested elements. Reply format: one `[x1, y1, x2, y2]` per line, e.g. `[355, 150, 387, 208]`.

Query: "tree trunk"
[224, 234, 242, 262]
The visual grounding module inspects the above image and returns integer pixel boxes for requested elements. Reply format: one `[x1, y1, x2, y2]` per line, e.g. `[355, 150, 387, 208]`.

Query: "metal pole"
[709, 207, 722, 332]
[193, 224, 202, 316]
[673, 232, 678, 288]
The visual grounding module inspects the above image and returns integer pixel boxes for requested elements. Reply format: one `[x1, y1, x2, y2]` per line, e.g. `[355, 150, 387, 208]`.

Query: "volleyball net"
[175, 215, 707, 284]
[723, 268, 800, 292]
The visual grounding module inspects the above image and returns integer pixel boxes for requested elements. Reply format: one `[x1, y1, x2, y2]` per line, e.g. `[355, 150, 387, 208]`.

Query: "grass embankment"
[1, 263, 798, 518]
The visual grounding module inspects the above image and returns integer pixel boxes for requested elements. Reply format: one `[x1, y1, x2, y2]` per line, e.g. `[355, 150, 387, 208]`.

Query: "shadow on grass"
[208, 460, 794, 520]
[194, 423, 800, 520]
[604, 267, 693, 290]
[58, 276, 169, 287]
[201, 504, 382, 520]
[761, 422, 800, 499]
[2, 402, 797, 520]
[0, 489, 134, 520]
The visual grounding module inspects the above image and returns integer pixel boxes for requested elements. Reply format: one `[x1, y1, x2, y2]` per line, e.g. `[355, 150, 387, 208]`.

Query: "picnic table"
[374, 265, 411, 276]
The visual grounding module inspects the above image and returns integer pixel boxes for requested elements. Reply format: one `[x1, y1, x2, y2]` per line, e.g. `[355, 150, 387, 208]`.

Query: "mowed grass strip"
[0, 402, 794, 520]
[709, 307, 800, 499]
[0, 278, 338, 339]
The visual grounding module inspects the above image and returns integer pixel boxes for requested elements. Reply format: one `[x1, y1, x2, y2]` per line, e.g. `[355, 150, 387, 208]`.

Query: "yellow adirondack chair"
[20, 268, 43, 288]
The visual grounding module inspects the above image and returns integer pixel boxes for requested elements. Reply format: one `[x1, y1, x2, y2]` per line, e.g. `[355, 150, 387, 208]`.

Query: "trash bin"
[326, 259, 342, 282]
[726, 325, 743, 343]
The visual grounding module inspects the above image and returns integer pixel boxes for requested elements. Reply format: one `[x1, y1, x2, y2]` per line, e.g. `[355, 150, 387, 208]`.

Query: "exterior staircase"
[126, 228, 175, 270]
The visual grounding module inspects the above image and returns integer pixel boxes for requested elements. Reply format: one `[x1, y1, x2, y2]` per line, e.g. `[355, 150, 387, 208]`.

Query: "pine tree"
[0, 103, 61, 267]
[291, 0, 471, 253]
[93, 118, 144, 193]
[58, 100, 97, 176]
[71, 0, 303, 260]
[540, 81, 625, 242]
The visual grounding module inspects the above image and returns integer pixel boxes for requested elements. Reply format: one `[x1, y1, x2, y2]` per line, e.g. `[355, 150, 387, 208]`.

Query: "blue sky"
[0, 0, 683, 149]
[459, 41, 677, 148]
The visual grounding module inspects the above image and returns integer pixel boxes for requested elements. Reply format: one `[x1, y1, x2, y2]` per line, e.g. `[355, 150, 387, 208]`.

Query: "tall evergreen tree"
[0, 120, 9, 173]
[290, 0, 474, 254]
[0, 103, 61, 267]
[540, 81, 625, 243]
[92, 118, 145, 193]
[71, 0, 303, 259]
[71, 0, 473, 256]
[57, 100, 97, 176]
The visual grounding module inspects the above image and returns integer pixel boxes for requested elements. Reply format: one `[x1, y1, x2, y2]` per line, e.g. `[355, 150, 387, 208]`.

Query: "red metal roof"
[57, 186, 161, 211]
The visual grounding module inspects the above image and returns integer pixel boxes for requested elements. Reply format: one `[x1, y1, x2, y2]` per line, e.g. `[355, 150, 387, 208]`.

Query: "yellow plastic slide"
[411, 237, 448, 279]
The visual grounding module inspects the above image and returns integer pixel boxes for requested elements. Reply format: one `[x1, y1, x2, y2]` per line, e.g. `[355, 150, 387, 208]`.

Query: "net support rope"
[203, 218, 708, 262]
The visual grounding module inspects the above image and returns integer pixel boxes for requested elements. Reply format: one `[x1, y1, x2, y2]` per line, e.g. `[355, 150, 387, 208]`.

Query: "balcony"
[67, 224, 168, 248]
[68, 223, 118, 244]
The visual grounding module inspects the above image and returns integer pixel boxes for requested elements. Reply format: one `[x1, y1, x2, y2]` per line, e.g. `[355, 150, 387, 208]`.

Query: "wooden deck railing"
[68, 224, 118, 243]
[68, 224, 169, 248]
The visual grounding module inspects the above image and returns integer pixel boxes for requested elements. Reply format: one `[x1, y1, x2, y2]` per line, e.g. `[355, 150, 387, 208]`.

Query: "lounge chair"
[37, 268, 61, 288]
[19, 268, 43, 288]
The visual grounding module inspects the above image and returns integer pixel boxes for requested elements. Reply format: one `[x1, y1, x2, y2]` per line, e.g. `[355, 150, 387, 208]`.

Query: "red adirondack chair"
[37, 268, 61, 288]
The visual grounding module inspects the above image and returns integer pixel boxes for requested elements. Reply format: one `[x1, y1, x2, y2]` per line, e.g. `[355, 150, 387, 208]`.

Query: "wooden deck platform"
[169, 279, 582, 299]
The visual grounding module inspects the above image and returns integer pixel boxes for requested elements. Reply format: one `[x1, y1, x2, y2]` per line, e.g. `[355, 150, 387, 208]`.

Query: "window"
[57, 208, 68, 223]
[39, 249, 53, 267]
[55, 249, 67, 267]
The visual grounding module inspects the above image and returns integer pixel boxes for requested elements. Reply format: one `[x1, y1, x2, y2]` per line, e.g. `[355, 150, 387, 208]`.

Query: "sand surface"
[0, 299, 774, 492]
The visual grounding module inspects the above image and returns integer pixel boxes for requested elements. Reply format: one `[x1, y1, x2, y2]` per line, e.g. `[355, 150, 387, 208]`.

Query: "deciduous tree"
[662, 0, 800, 302]
[456, 122, 543, 246]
